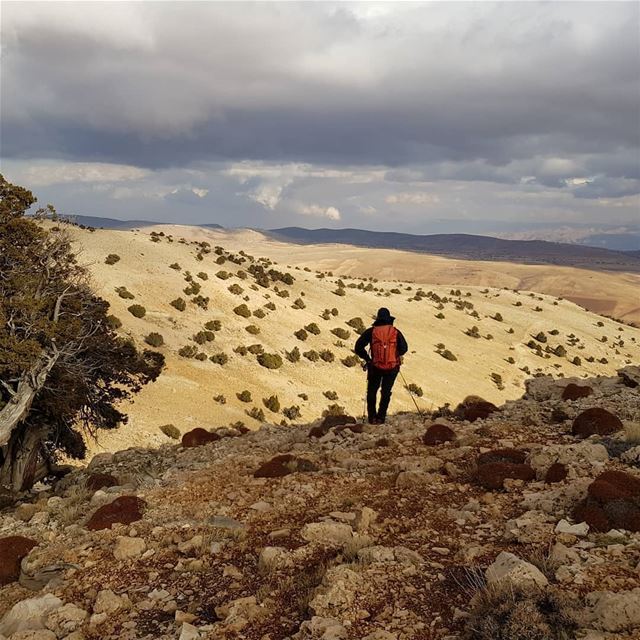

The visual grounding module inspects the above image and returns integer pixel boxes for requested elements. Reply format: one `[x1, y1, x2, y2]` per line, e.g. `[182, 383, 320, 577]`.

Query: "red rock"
[572, 408, 623, 437]
[454, 396, 498, 422]
[0, 536, 38, 585]
[545, 463, 568, 484]
[320, 414, 356, 429]
[573, 502, 610, 533]
[181, 428, 221, 448]
[587, 470, 640, 501]
[573, 470, 640, 532]
[86, 496, 147, 531]
[308, 424, 330, 438]
[86, 473, 118, 492]
[254, 454, 319, 478]
[561, 384, 594, 401]
[477, 448, 527, 466]
[334, 423, 364, 434]
[476, 462, 535, 490]
[423, 423, 456, 446]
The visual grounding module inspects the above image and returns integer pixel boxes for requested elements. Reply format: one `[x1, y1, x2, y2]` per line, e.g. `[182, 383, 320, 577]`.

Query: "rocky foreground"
[1, 368, 640, 640]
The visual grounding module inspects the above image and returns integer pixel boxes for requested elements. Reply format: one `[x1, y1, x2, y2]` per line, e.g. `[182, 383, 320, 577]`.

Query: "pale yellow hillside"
[57, 223, 640, 455]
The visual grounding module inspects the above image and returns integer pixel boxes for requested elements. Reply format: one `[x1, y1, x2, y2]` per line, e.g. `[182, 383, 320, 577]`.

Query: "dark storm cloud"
[1, 1, 639, 225]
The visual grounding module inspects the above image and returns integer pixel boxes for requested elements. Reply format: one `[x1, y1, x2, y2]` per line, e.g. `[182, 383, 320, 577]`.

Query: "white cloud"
[385, 192, 440, 206]
[297, 204, 341, 221]
[9, 161, 149, 187]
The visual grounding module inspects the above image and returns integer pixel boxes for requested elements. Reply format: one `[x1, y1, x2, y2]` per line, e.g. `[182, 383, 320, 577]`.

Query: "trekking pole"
[399, 370, 426, 419]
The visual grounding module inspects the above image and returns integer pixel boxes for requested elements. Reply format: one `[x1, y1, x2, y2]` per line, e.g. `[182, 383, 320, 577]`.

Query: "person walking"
[354, 307, 408, 424]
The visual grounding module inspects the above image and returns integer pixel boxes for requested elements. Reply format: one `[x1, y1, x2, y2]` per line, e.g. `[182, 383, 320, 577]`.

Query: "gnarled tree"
[0, 175, 164, 492]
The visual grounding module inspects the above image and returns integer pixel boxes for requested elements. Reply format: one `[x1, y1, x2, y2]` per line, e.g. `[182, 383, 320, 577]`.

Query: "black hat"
[375, 307, 395, 322]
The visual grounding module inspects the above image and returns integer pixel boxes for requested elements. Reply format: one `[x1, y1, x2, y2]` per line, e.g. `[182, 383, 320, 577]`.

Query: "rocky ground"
[1, 367, 639, 640]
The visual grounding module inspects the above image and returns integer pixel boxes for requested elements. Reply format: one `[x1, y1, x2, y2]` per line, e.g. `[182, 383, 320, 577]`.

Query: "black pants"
[367, 366, 399, 422]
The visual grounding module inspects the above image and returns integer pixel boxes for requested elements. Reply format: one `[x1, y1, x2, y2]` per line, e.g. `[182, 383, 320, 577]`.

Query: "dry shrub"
[463, 583, 580, 640]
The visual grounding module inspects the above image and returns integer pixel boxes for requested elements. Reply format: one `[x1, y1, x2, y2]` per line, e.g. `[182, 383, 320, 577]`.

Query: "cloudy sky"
[1, 1, 639, 232]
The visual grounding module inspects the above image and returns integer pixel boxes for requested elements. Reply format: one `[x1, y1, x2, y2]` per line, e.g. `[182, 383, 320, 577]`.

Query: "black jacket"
[354, 320, 408, 364]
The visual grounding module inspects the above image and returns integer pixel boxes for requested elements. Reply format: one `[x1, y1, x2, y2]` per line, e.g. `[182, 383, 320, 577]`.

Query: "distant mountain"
[58, 215, 223, 230]
[268, 227, 640, 272]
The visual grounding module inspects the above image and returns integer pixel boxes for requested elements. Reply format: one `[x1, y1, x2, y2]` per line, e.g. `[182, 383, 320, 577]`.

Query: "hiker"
[354, 307, 408, 424]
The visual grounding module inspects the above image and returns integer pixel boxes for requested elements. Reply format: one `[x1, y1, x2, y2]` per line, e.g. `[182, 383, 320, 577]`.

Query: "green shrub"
[305, 322, 321, 335]
[331, 327, 350, 340]
[492, 313, 503, 322]
[324, 390, 339, 400]
[184, 282, 201, 296]
[253, 308, 266, 319]
[257, 353, 283, 369]
[193, 351, 207, 360]
[319, 349, 335, 363]
[247, 344, 264, 355]
[234, 304, 251, 318]
[292, 298, 306, 310]
[145, 332, 164, 347]
[346, 317, 366, 334]
[294, 328, 308, 341]
[234, 345, 248, 356]
[263, 395, 280, 413]
[171, 297, 186, 312]
[178, 345, 199, 358]
[534, 331, 547, 343]
[159, 424, 181, 440]
[105, 254, 120, 265]
[286, 346, 301, 362]
[116, 286, 135, 300]
[405, 383, 423, 397]
[209, 353, 229, 365]
[190, 295, 209, 310]
[341, 355, 360, 367]
[277, 289, 290, 298]
[323, 403, 346, 416]
[435, 312, 445, 320]
[106, 314, 122, 330]
[439, 348, 457, 361]
[506, 356, 515, 364]
[554, 345, 567, 357]
[491, 372, 504, 389]
[282, 405, 301, 420]
[332, 288, 346, 296]
[321, 309, 331, 320]
[264, 302, 276, 311]
[216, 270, 231, 280]
[245, 324, 260, 335]
[246, 407, 265, 422]
[237, 390, 252, 403]
[298, 393, 308, 401]
[331, 308, 339, 316]
[169, 262, 181, 270]
[228, 284, 244, 295]
[303, 350, 319, 362]
[128, 304, 146, 318]
[572, 356, 582, 366]
[213, 394, 226, 404]
[197, 272, 208, 280]
[465, 326, 480, 338]
[204, 320, 222, 331]
[193, 330, 215, 344]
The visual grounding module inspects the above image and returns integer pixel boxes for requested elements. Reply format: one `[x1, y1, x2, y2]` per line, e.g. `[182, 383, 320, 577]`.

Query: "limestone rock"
[113, 536, 146, 560]
[45, 603, 88, 636]
[485, 551, 548, 588]
[0, 594, 63, 636]
[584, 588, 640, 632]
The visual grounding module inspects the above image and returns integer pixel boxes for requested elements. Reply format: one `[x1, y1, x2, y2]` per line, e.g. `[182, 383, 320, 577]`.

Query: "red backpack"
[371, 325, 400, 370]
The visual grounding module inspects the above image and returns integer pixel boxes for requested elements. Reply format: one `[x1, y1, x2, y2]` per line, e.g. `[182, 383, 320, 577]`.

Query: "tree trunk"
[0, 352, 58, 447]
[0, 424, 47, 492]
